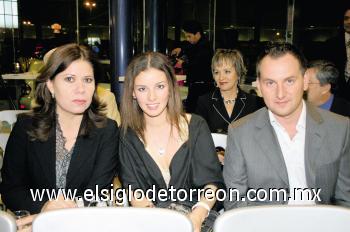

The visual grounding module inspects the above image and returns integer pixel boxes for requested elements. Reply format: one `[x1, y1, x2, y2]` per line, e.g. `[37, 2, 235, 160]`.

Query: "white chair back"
[211, 133, 227, 149]
[0, 211, 16, 232]
[0, 110, 28, 151]
[33, 207, 193, 232]
[214, 205, 350, 232]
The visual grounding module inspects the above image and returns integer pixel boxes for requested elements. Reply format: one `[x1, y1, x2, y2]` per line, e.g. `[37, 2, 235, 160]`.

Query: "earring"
[51, 92, 55, 99]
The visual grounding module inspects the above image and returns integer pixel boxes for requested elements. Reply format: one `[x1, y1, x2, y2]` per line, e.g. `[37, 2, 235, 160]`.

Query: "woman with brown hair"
[0, 43, 118, 214]
[119, 52, 223, 232]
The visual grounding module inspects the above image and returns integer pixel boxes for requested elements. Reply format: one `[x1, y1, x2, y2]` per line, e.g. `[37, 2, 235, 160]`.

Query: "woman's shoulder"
[14, 113, 34, 128]
[102, 118, 119, 131]
[198, 90, 218, 102]
[240, 90, 264, 106]
[186, 113, 207, 127]
[92, 118, 119, 136]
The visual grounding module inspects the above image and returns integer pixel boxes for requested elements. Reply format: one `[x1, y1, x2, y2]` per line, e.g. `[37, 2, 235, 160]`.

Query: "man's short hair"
[182, 20, 203, 35]
[308, 60, 339, 93]
[256, 42, 307, 78]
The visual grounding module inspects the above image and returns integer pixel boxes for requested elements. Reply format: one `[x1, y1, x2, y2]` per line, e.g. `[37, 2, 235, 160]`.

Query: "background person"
[306, 60, 350, 117]
[171, 20, 213, 113]
[196, 49, 264, 134]
[119, 52, 223, 232]
[0, 43, 119, 215]
[324, 5, 350, 101]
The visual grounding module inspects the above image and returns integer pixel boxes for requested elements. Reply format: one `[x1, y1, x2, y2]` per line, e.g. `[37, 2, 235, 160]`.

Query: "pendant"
[159, 148, 165, 155]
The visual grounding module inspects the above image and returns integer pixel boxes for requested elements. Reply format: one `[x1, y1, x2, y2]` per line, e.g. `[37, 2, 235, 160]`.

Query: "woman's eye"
[84, 77, 94, 83]
[157, 84, 165, 89]
[64, 76, 74, 82]
[138, 87, 146, 92]
[225, 70, 231, 74]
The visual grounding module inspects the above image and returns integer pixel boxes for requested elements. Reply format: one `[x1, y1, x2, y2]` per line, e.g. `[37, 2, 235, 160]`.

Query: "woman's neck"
[220, 86, 238, 100]
[144, 110, 169, 129]
[56, 110, 84, 135]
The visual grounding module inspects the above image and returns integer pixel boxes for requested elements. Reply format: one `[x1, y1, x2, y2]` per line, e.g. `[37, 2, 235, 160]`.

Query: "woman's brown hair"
[120, 52, 186, 141]
[28, 43, 107, 141]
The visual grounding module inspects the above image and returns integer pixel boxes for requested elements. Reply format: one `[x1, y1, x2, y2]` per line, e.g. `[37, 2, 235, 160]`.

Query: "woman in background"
[1, 43, 118, 216]
[196, 49, 264, 134]
[119, 52, 223, 232]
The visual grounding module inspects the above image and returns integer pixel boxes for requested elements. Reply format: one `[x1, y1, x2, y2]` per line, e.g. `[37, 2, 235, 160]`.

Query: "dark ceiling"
[19, 0, 109, 27]
[18, 0, 350, 29]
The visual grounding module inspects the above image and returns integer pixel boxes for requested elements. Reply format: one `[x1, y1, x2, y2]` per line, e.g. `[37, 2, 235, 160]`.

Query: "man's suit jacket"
[330, 96, 350, 117]
[325, 32, 350, 100]
[0, 116, 119, 213]
[223, 104, 350, 210]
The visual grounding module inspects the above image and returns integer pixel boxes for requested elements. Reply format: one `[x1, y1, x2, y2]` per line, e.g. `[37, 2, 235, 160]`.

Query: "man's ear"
[256, 78, 261, 92]
[321, 83, 331, 94]
[303, 72, 309, 91]
[255, 78, 262, 97]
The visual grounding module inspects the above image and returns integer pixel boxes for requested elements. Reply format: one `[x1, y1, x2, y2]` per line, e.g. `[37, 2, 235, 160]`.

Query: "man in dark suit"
[324, 6, 350, 101]
[171, 20, 213, 113]
[224, 43, 350, 210]
[306, 60, 350, 117]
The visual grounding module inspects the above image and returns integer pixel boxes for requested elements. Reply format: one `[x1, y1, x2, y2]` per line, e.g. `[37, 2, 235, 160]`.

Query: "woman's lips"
[146, 103, 159, 110]
[72, 99, 87, 105]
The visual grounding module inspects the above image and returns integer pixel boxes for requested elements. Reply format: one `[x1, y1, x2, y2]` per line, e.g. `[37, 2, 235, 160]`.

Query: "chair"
[214, 205, 350, 232]
[211, 133, 227, 149]
[0, 110, 28, 152]
[0, 211, 17, 232]
[33, 207, 193, 232]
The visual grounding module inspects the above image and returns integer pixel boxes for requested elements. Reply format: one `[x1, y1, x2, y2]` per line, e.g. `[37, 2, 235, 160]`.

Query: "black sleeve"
[190, 116, 224, 188]
[0, 117, 46, 213]
[85, 120, 119, 192]
[118, 135, 142, 192]
[195, 95, 209, 123]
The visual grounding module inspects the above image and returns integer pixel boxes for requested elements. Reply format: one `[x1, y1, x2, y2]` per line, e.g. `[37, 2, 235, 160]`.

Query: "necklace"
[222, 88, 238, 105]
[156, 126, 172, 156]
[158, 147, 166, 155]
[224, 99, 236, 104]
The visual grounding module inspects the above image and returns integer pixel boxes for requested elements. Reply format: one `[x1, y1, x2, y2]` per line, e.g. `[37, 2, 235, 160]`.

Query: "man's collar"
[268, 100, 306, 129]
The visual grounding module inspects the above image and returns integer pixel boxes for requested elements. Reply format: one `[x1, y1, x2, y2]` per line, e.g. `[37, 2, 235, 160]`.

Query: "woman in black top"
[119, 52, 223, 232]
[196, 49, 264, 134]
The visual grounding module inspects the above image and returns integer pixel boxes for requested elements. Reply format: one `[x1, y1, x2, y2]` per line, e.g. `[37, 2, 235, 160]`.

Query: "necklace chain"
[156, 127, 172, 156]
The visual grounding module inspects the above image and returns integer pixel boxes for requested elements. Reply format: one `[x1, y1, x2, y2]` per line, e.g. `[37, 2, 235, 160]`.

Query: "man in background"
[325, 6, 350, 101]
[306, 60, 350, 117]
[171, 20, 213, 112]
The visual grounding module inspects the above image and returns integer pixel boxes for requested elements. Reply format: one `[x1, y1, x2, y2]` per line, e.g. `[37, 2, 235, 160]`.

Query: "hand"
[16, 214, 37, 232]
[217, 151, 225, 165]
[188, 211, 204, 232]
[171, 48, 181, 56]
[175, 58, 184, 66]
[41, 194, 77, 212]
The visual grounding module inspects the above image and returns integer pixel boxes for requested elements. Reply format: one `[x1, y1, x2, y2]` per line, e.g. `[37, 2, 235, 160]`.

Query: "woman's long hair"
[120, 52, 186, 142]
[28, 43, 107, 141]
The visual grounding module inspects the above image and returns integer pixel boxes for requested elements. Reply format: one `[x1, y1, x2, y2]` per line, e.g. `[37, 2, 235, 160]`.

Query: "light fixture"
[51, 23, 62, 33]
